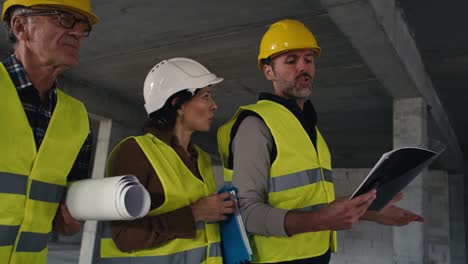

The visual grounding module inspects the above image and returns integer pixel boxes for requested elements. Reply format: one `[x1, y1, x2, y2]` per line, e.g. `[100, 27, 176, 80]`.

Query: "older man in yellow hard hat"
[0, 0, 98, 263]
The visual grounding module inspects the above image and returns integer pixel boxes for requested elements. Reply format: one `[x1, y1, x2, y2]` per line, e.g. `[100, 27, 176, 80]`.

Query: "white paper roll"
[66, 175, 151, 221]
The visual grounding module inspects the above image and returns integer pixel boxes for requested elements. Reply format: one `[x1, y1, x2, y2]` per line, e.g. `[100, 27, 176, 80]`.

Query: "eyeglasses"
[21, 10, 92, 37]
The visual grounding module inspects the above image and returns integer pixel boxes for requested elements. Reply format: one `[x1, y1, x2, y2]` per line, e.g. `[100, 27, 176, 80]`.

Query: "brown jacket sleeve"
[108, 138, 197, 252]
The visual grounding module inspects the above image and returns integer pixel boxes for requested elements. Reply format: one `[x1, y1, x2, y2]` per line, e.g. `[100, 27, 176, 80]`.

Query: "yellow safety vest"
[218, 100, 337, 263]
[0, 63, 89, 264]
[100, 133, 223, 264]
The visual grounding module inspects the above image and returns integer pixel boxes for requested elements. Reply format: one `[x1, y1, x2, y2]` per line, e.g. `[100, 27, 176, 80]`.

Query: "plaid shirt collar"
[3, 54, 57, 100]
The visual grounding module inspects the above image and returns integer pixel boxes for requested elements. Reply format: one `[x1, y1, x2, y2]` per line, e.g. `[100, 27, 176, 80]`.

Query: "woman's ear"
[172, 98, 184, 116]
[171, 98, 179, 107]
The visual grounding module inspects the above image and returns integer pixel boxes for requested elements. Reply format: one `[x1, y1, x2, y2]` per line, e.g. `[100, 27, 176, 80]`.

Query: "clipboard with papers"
[350, 145, 444, 211]
[218, 186, 252, 264]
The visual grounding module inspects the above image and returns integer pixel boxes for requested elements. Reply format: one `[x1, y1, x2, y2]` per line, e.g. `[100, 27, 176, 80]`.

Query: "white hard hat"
[143, 57, 223, 115]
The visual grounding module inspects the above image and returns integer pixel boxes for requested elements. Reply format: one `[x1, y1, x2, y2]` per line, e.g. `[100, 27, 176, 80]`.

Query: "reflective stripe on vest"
[226, 168, 332, 192]
[100, 231, 222, 264]
[0, 63, 89, 264]
[0, 225, 20, 246]
[15, 232, 50, 252]
[268, 168, 333, 193]
[100, 134, 222, 264]
[0, 172, 28, 195]
[217, 100, 337, 263]
[99, 243, 223, 264]
[29, 180, 67, 203]
[209, 241, 222, 257]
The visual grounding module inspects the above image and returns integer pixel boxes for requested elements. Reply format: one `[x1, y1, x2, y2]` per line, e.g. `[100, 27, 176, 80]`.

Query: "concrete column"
[424, 170, 450, 264]
[449, 173, 465, 264]
[79, 116, 113, 264]
[393, 97, 427, 264]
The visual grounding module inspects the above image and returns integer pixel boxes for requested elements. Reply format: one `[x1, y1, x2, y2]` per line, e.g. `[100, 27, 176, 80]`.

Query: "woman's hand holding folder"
[191, 192, 235, 222]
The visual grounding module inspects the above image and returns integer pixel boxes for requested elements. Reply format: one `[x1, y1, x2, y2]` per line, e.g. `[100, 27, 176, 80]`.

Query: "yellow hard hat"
[2, 0, 99, 25]
[257, 19, 321, 69]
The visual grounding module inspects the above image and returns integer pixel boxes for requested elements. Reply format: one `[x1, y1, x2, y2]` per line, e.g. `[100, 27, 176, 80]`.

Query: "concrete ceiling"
[397, 0, 468, 166]
[0, 0, 466, 171]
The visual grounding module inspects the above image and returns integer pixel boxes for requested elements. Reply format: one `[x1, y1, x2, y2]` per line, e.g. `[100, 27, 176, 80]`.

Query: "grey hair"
[3, 6, 30, 44]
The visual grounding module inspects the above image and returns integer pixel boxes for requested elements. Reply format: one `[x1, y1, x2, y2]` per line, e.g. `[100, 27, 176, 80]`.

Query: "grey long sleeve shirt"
[231, 116, 289, 237]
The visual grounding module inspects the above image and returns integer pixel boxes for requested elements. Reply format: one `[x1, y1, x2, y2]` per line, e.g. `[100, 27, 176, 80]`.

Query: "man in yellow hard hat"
[218, 19, 424, 263]
[0, 0, 98, 263]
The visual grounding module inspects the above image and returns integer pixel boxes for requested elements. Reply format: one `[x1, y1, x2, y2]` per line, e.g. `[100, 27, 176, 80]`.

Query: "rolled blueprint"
[66, 175, 151, 221]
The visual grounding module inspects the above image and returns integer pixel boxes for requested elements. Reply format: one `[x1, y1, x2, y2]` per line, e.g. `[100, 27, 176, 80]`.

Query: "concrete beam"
[321, 0, 463, 166]
[58, 75, 146, 130]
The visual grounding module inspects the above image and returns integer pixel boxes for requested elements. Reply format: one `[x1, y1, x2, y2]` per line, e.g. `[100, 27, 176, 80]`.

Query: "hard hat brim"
[258, 47, 321, 69]
[2, 0, 99, 24]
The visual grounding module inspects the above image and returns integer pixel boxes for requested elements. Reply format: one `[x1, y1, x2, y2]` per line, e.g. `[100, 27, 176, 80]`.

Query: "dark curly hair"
[148, 89, 199, 130]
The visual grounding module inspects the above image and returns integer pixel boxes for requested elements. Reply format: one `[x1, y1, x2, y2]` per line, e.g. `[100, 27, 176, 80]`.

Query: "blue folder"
[218, 186, 252, 264]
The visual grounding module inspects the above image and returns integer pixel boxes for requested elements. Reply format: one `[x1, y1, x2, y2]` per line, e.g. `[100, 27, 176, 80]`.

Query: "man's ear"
[263, 64, 274, 81]
[11, 16, 28, 41]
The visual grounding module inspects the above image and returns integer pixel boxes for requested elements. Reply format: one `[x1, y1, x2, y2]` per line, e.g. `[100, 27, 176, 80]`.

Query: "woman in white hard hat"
[99, 58, 233, 264]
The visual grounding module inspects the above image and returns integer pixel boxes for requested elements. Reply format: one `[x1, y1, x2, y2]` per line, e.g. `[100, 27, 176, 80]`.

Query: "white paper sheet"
[66, 175, 151, 221]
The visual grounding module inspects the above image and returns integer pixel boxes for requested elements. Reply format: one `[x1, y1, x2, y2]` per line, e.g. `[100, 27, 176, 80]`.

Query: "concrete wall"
[424, 170, 450, 264]
[448, 173, 465, 264]
[331, 168, 453, 264]
[331, 169, 393, 264]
